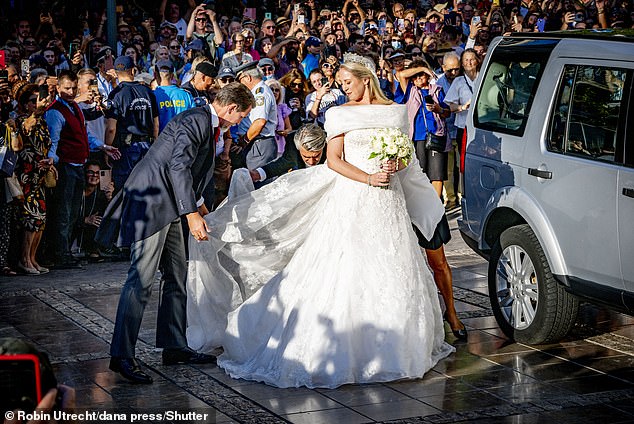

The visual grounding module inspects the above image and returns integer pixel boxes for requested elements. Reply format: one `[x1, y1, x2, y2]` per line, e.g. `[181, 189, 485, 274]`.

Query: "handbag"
[44, 168, 57, 188]
[4, 174, 24, 202]
[425, 132, 446, 152]
[0, 126, 17, 178]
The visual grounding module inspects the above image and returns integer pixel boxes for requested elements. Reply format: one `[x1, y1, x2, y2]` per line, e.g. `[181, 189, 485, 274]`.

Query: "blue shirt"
[44, 97, 104, 165]
[403, 82, 448, 141]
[153, 85, 195, 132]
[301, 53, 320, 79]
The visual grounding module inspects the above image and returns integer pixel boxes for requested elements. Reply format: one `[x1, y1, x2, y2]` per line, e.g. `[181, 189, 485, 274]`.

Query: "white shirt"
[445, 74, 477, 129]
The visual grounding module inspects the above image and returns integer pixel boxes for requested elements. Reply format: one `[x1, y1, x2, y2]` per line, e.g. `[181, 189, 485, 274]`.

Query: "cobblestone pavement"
[1, 212, 633, 423]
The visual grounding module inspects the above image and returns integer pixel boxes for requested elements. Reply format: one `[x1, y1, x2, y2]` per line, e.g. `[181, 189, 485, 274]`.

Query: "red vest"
[48, 100, 89, 164]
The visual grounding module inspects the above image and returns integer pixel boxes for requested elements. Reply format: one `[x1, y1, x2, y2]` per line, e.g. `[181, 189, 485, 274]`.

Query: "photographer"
[75, 69, 106, 164]
[1, 337, 76, 424]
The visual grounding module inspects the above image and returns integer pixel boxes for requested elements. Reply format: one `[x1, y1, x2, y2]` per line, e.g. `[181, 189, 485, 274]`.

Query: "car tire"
[488, 224, 579, 344]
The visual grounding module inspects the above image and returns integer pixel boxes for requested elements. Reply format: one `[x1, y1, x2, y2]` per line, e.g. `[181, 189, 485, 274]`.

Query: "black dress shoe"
[162, 347, 216, 365]
[109, 357, 153, 384]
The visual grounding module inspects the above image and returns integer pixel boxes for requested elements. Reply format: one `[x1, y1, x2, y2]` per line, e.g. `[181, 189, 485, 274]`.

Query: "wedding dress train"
[187, 104, 454, 388]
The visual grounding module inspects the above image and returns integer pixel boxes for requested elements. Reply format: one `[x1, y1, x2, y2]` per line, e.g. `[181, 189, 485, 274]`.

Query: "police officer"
[104, 56, 159, 191]
[234, 61, 278, 169]
[181, 61, 216, 105]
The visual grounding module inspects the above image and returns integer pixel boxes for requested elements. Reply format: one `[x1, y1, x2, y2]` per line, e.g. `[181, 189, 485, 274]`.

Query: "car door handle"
[623, 188, 634, 198]
[528, 168, 552, 179]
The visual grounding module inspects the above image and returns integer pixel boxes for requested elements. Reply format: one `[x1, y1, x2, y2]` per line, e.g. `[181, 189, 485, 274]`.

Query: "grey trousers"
[245, 136, 277, 169]
[110, 219, 188, 358]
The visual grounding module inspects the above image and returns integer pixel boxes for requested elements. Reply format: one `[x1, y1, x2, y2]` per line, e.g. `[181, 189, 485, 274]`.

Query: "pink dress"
[275, 103, 292, 156]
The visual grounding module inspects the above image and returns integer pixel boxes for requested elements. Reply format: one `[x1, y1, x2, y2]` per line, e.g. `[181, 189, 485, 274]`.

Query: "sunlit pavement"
[1, 211, 633, 423]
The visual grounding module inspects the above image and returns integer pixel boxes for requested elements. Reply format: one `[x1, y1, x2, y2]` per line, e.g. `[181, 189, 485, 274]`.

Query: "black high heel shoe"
[444, 313, 468, 340]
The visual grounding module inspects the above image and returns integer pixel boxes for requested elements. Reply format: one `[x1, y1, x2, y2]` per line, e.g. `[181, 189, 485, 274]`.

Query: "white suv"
[459, 32, 634, 344]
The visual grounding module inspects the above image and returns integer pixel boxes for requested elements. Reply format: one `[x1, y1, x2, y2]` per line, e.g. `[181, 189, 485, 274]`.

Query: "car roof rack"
[505, 29, 634, 43]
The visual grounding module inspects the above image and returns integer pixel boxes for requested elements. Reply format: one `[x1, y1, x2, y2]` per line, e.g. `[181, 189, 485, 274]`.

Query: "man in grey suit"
[97, 83, 255, 384]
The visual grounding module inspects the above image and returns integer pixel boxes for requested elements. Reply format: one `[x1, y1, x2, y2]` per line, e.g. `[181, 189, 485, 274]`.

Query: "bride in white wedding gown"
[186, 59, 455, 389]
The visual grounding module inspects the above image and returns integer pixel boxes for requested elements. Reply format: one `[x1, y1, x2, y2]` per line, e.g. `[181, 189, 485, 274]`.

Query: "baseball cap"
[258, 57, 275, 68]
[159, 21, 178, 31]
[305, 36, 322, 48]
[195, 61, 217, 78]
[156, 59, 174, 72]
[217, 66, 236, 79]
[114, 55, 135, 71]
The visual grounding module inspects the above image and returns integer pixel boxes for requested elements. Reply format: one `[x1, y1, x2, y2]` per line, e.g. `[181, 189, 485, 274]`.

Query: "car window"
[474, 58, 544, 135]
[547, 65, 628, 164]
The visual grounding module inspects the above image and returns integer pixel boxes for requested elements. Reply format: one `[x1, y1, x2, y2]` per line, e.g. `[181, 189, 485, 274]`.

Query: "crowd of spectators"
[0, 0, 631, 276]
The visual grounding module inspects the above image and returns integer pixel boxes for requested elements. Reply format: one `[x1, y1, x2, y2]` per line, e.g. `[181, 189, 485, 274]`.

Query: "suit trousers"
[110, 218, 188, 358]
[245, 136, 277, 169]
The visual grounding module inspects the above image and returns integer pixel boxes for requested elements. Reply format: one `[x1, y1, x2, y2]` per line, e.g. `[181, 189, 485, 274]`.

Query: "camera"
[38, 84, 49, 100]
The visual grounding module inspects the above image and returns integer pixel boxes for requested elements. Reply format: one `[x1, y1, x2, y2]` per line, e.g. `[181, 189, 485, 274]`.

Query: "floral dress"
[15, 116, 51, 232]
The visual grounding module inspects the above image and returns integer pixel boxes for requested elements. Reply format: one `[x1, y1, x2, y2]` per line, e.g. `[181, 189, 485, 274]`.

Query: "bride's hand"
[381, 159, 397, 174]
[369, 171, 391, 187]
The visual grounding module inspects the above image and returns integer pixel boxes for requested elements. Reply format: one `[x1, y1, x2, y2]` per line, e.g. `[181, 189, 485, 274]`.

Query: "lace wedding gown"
[187, 104, 454, 388]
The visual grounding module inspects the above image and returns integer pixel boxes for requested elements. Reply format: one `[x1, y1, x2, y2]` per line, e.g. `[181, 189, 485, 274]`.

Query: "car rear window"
[474, 39, 557, 136]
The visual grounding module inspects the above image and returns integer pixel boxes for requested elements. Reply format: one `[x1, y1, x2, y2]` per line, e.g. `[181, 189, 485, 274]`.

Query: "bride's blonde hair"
[339, 62, 392, 105]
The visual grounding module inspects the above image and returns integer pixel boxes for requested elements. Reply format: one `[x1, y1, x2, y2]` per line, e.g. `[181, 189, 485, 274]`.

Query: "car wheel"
[488, 224, 579, 344]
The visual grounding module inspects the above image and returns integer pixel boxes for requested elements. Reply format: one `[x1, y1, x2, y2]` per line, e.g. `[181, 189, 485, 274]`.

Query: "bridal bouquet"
[368, 128, 415, 168]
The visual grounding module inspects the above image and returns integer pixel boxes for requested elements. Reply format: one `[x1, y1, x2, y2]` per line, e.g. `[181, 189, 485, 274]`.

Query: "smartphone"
[0, 51, 5, 69]
[83, 27, 90, 37]
[471, 15, 481, 25]
[38, 84, 49, 100]
[536, 17, 545, 32]
[99, 169, 112, 191]
[69, 42, 80, 59]
[0, 354, 43, 414]
[243, 7, 256, 20]
[320, 77, 329, 86]
[425, 22, 437, 33]
[177, 35, 184, 43]
[0, 69, 8, 81]
[294, 3, 300, 14]
[116, 5, 123, 13]
[265, 12, 272, 20]
[424, 94, 434, 104]
[513, 15, 518, 25]
[297, 14, 305, 24]
[378, 18, 386, 36]
[89, 78, 98, 89]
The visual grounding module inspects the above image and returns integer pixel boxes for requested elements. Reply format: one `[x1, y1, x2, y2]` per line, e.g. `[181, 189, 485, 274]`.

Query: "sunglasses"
[321, 63, 334, 68]
[447, 67, 461, 72]
[85, 170, 100, 176]
[170, 45, 180, 49]
[195, 18, 207, 22]
[119, 30, 131, 35]
[271, 88, 280, 92]
[290, 82, 303, 88]
[220, 77, 235, 83]
[261, 65, 274, 72]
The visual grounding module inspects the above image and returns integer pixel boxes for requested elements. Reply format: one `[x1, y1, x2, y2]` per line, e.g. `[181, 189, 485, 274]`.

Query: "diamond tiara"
[343, 53, 376, 73]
